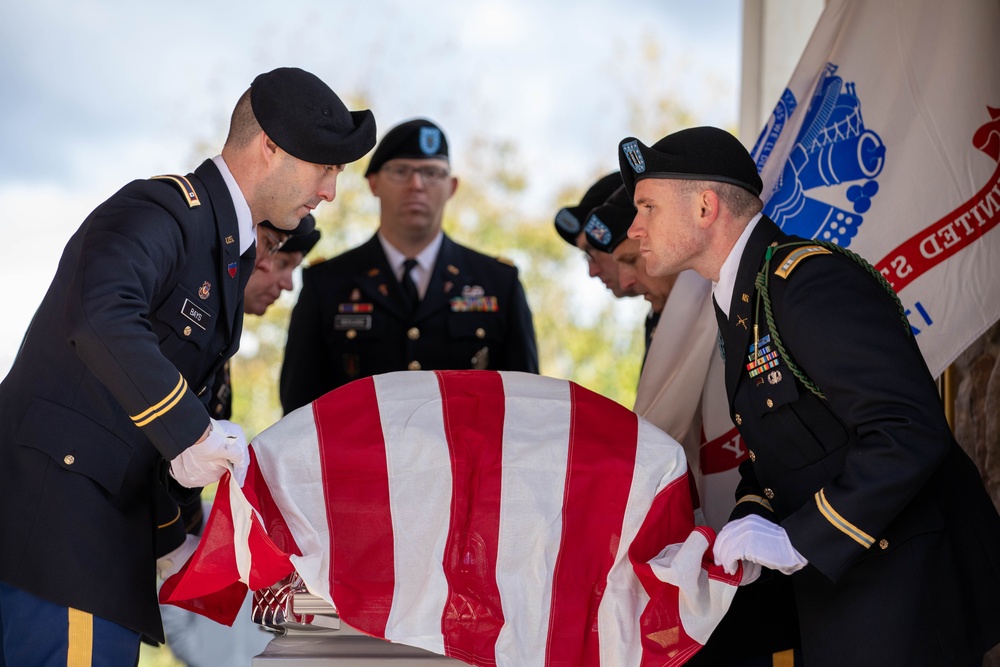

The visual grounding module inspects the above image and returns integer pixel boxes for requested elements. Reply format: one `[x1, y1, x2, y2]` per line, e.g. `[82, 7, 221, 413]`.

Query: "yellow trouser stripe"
[816, 488, 874, 548]
[773, 648, 796, 666]
[67, 607, 93, 667]
[131, 374, 187, 427]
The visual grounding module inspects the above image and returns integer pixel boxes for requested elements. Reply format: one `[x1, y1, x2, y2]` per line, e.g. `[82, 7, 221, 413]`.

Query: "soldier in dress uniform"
[280, 118, 538, 414]
[554, 171, 639, 299]
[0, 67, 375, 665]
[583, 185, 676, 360]
[618, 126, 1000, 666]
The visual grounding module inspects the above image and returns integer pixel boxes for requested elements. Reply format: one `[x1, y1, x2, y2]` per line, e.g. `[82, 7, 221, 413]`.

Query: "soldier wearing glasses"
[280, 118, 538, 413]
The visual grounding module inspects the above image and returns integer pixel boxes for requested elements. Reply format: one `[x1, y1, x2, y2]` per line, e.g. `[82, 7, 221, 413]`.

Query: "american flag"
[161, 371, 746, 665]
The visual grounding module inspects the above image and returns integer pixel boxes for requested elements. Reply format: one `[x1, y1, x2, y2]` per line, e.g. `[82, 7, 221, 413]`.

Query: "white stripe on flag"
[252, 402, 329, 599]
[494, 372, 572, 667]
[375, 371, 454, 652]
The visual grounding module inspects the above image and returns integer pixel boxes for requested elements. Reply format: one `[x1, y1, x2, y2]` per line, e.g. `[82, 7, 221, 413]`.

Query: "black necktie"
[401, 258, 420, 314]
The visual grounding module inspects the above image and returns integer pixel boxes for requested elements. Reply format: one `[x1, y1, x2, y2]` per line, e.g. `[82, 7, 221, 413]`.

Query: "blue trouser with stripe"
[0, 582, 140, 667]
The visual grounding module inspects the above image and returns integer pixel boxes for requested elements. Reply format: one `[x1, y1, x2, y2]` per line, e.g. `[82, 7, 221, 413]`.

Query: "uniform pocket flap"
[16, 399, 134, 495]
[155, 284, 216, 350]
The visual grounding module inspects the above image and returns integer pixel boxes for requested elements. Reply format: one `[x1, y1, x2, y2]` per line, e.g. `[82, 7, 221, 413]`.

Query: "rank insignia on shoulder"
[775, 245, 832, 278]
[496, 255, 515, 267]
[367, 268, 380, 277]
[151, 174, 201, 208]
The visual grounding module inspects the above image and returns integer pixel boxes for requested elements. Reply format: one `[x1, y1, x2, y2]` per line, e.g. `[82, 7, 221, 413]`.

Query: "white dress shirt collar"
[378, 231, 444, 300]
[713, 212, 763, 318]
[211, 155, 255, 255]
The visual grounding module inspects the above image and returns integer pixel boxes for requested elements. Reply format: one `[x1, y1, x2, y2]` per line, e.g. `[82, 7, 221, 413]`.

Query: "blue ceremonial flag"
[752, 0, 1000, 377]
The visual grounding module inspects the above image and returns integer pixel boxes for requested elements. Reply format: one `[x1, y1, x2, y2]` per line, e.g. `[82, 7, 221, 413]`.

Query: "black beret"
[584, 186, 635, 254]
[250, 67, 376, 165]
[365, 118, 449, 176]
[279, 228, 321, 255]
[618, 126, 762, 200]
[260, 213, 315, 238]
[553, 171, 623, 246]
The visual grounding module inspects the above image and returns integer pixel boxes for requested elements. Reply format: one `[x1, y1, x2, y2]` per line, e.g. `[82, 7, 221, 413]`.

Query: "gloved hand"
[713, 514, 808, 576]
[157, 533, 199, 580]
[169, 418, 249, 488]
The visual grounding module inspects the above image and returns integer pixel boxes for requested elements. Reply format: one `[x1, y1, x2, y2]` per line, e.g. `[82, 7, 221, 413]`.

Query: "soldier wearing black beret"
[620, 126, 1000, 665]
[553, 172, 639, 299]
[0, 67, 374, 662]
[280, 118, 539, 413]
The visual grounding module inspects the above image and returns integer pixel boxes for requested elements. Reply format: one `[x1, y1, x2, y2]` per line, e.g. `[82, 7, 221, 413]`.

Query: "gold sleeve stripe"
[816, 488, 874, 548]
[131, 374, 187, 427]
[158, 506, 182, 529]
[774, 245, 832, 278]
[67, 607, 94, 667]
[736, 494, 773, 512]
[151, 174, 201, 208]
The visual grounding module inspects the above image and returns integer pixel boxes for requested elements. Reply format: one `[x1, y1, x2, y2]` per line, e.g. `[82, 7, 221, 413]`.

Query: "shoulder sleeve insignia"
[151, 174, 201, 209]
[496, 256, 515, 267]
[774, 245, 831, 279]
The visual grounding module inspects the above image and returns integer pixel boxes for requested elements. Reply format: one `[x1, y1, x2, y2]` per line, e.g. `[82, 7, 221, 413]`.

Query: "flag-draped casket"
[161, 370, 745, 666]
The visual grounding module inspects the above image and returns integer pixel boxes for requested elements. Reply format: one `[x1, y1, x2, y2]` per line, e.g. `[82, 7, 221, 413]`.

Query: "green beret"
[251, 67, 376, 165]
[618, 126, 762, 200]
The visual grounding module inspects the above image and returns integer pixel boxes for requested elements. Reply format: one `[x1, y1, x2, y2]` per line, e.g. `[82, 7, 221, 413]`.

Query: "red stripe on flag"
[314, 378, 395, 637]
[629, 474, 700, 667]
[242, 448, 302, 561]
[437, 371, 505, 666]
[546, 383, 639, 666]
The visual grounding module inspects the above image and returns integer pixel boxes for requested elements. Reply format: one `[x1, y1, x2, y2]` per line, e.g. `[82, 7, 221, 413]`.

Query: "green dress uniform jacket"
[0, 159, 253, 642]
[280, 234, 538, 414]
[715, 216, 1000, 665]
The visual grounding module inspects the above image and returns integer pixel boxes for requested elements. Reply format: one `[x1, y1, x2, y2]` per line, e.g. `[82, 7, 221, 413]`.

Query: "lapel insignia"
[741, 293, 750, 303]
[350, 288, 362, 302]
[198, 281, 211, 300]
[443, 280, 454, 293]
[447, 264, 460, 275]
[368, 268, 380, 277]
[228, 261, 238, 278]
[767, 370, 783, 385]
[378, 284, 389, 296]
[737, 314, 748, 329]
[224, 235, 235, 245]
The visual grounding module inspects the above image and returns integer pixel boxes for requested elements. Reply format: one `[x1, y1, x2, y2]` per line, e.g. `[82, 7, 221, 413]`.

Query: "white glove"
[713, 514, 808, 576]
[169, 418, 249, 488]
[157, 533, 199, 580]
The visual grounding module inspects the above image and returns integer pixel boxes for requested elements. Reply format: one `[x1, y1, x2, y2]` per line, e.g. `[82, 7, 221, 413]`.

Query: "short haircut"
[682, 179, 763, 219]
[224, 88, 262, 149]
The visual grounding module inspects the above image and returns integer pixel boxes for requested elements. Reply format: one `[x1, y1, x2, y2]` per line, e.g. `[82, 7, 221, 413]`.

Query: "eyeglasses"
[260, 227, 288, 257]
[380, 163, 450, 185]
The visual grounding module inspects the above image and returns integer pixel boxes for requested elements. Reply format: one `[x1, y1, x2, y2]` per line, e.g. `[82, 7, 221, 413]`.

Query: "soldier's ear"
[696, 189, 720, 227]
[367, 173, 379, 196]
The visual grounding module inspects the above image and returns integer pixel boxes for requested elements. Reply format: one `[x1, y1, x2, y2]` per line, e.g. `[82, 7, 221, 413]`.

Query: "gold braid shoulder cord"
[753, 239, 912, 400]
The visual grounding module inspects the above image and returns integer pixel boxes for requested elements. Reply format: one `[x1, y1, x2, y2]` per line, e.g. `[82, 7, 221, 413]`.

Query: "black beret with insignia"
[553, 171, 623, 246]
[251, 67, 376, 166]
[618, 126, 762, 200]
[365, 118, 449, 176]
[584, 186, 635, 254]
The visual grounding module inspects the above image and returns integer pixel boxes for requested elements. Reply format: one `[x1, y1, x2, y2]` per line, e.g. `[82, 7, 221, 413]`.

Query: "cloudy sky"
[0, 0, 742, 375]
